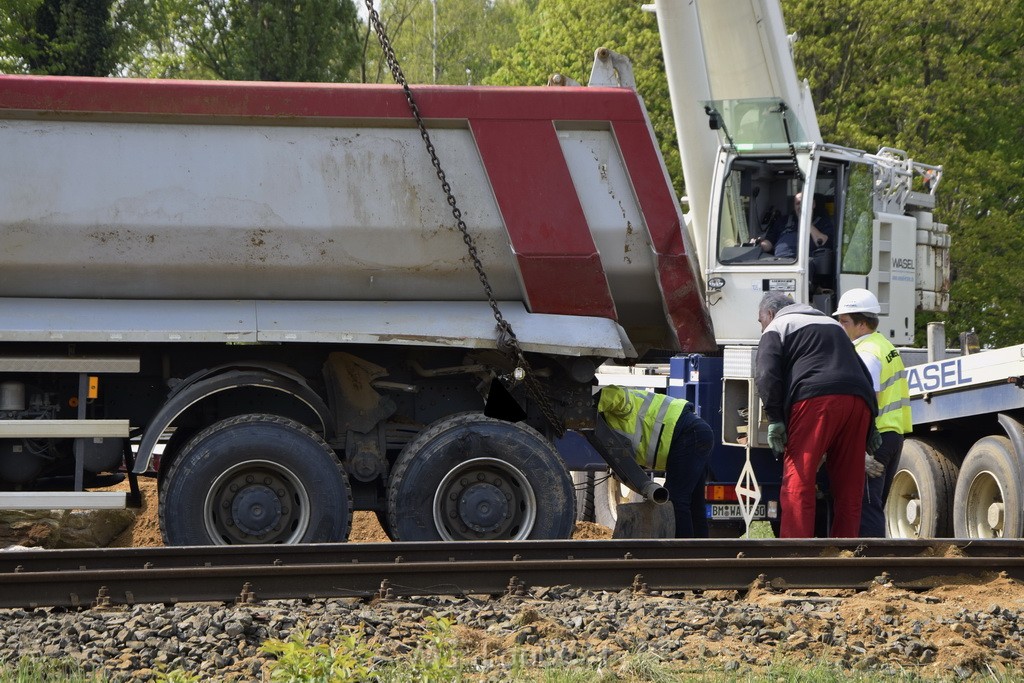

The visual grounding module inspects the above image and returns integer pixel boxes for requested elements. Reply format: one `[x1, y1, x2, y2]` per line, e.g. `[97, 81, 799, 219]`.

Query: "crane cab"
[702, 98, 949, 344]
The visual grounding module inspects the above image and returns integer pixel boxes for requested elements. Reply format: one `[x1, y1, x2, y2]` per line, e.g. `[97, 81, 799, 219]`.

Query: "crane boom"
[652, 0, 822, 277]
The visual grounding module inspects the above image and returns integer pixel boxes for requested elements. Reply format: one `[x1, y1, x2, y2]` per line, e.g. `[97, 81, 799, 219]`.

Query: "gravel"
[2, 575, 1023, 680]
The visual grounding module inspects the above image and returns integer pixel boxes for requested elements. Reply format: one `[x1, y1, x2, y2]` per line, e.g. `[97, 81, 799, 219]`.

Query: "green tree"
[783, 0, 1024, 346]
[0, 0, 116, 75]
[3, 0, 364, 80]
[1, 0, 37, 72]
[174, 0, 362, 81]
[366, 0, 518, 85]
[112, 0, 194, 78]
[487, 0, 681, 195]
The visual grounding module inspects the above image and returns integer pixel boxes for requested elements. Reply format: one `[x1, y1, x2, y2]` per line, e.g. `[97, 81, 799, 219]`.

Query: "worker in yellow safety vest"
[834, 289, 913, 537]
[597, 385, 714, 537]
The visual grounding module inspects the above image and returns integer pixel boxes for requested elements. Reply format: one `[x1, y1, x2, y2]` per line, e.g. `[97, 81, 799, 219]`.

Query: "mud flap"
[612, 501, 676, 539]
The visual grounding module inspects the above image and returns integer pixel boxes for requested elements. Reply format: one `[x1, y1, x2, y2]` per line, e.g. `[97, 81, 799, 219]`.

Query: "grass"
[0, 655, 104, 682]
[4, 653, 1024, 683]
[5, 621, 1024, 682]
[742, 520, 776, 539]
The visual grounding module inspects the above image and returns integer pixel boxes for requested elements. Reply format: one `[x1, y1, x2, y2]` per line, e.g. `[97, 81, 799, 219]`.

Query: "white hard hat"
[834, 288, 881, 316]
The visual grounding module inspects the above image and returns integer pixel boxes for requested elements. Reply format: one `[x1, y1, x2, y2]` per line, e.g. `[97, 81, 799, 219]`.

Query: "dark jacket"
[764, 212, 833, 258]
[755, 302, 876, 424]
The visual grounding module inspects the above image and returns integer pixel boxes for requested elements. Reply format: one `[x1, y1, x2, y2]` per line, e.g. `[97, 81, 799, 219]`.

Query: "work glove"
[865, 454, 885, 479]
[866, 425, 882, 456]
[767, 422, 787, 456]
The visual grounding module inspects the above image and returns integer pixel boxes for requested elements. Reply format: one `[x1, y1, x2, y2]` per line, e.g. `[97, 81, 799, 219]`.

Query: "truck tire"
[159, 414, 352, 545]
[571, 471, 596, 523]
[886, 438, 958, 538]
[590, 472, 667, 530]
[374, 511, 396, 541]
[953, 436, 1024, 538]
[387, 414, 576, 541]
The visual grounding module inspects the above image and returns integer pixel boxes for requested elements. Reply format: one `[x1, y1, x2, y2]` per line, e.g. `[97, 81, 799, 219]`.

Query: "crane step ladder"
[0, 356, 139, 510]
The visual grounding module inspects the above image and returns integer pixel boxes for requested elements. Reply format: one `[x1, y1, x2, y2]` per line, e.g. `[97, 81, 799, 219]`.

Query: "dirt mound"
[99, 477, 610, 545]
[107, 476, 162, 547]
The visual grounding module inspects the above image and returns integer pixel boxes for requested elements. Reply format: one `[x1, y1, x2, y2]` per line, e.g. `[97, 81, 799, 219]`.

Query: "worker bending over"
[597, 385, 713, 537]
[835, 288, 912, 537]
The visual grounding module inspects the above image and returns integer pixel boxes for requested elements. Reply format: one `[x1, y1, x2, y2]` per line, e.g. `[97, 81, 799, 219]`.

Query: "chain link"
[363, 1, 566, 437]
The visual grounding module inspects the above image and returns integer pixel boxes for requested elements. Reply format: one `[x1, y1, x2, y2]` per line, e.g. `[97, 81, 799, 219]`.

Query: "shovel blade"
[612, 501, 676, 539]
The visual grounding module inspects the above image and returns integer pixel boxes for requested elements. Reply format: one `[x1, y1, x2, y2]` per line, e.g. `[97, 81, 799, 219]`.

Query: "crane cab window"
[716, 159, 801, 265]
[840, 162, 873, 275]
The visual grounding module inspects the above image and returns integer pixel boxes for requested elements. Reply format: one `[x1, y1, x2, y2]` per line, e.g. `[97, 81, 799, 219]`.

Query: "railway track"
[1, 538, 1021, 609]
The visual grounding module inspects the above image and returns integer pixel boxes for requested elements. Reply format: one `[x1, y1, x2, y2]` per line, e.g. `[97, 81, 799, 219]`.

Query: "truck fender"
[133, 367, 334, 474]
[997, 413, 1024, 465]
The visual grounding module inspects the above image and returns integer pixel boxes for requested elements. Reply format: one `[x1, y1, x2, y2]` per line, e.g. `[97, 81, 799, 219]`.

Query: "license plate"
[709, 503, 766, 520]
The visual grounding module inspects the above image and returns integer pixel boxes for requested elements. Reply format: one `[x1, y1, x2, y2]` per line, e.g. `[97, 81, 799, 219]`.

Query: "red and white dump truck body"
[0, 65, 713, 544]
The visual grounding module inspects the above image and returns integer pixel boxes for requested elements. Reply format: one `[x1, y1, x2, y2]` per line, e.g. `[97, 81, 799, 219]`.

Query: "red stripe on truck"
[0, 76, 646, 122]
[614, 121, 717, 352]
[471, 119, 615, 318]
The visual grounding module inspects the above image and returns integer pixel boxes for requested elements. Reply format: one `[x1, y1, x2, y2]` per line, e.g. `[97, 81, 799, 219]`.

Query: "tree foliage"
[194, 0, 359, 81]
[783, 0, 1024, 346]
[1, 0, 116, 75]
[168, 0, 361, 81]
[0, 0, 42, 72]
[2, 0, 364, 80]
[361, 0, 518, 85]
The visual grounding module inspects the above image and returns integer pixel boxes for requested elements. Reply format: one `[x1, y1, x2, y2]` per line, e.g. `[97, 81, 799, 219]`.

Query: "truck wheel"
[954, 436, 1024, 538]
[886, 438, 958, 538]
[159, 414, 352, 545]
[588, 473, 666, 530]
[571, 471, 596, 523]
[387, 414, 576, 541]
[374, 511, 396, 541]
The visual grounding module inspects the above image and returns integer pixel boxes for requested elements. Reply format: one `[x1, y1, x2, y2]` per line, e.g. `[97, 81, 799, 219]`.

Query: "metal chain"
[363, 1, 565, 437]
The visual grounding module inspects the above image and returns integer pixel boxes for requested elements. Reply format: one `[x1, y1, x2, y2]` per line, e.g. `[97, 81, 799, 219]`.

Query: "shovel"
[611, 495, 676, 539]
[583, 416, 675, 539]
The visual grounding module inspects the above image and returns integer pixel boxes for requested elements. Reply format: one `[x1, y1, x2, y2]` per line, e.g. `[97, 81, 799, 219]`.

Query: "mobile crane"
[574, 0, 953, 537]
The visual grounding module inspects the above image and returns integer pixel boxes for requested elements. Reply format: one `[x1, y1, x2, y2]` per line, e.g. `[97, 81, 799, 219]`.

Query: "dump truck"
[0, 47, 717, 544]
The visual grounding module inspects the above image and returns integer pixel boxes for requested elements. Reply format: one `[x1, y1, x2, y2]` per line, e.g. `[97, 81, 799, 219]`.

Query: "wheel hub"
[905, 499, 920, 525]
[458, 482, 508, 533]
[231, 485, 283, 536]
[433, 456, 536, 540]
[987, 502, 1005, 532]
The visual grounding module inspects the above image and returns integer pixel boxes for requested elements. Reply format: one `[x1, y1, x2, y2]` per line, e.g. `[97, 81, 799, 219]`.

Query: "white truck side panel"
[558, 130, 666, 334]
[0, 120, 518, 300]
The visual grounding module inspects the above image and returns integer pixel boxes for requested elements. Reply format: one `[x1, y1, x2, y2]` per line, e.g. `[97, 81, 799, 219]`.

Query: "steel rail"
[1, 538, 1018, 574]
[2, 543, 1024, 609]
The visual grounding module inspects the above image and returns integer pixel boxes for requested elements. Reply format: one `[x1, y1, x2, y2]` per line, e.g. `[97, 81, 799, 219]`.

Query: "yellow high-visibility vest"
[597, 385, 689, 470]
[856, 332, 912, 434]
